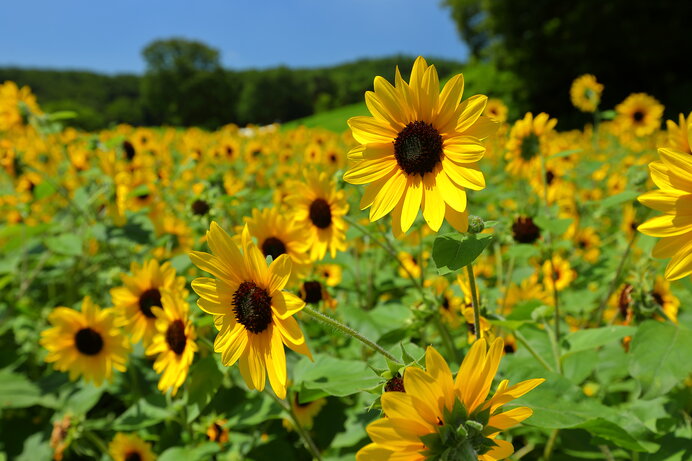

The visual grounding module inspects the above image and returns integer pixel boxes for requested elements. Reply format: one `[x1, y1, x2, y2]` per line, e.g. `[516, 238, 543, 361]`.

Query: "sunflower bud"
[467, 216, 485, 234]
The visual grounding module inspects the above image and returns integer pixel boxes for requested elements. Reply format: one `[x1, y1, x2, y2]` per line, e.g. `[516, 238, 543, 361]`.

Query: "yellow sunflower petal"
[421, 173, 444, 231]
[638, 214, 692, 237]
[370, 170, 407, 222]
[344, 157, 398, 185]
[400, 175, 423, 233]
[348, 116, 399, 145]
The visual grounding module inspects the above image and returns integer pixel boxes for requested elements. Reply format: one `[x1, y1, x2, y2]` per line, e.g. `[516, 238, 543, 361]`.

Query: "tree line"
[0, 40, 464, 131]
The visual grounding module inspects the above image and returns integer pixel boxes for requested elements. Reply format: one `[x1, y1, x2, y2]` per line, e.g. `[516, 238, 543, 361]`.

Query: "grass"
[282, 102, 368, 132]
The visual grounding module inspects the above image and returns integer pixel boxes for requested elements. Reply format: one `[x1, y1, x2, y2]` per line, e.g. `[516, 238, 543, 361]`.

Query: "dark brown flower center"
[74, 327, 104, 356]
[651, 291, 664, 307]
[441, 296, 450, 310]
[301, 281, 323, 304]
[504, 342, 516, 354]
[191, 199, 210, 216]
[166, 319, 187, 355]
[232, 281, 272, 334]
[138, 288, 162, 319]
[384, 374, 406, 393]
[125, 452, 142, 461]
[512, 216, 541, 244]
[261, 237, 287, 260]
[633, 111, 644, 122]
[309, 198, 332, 229]
[520, 133, 540, 161]
[122, 141, 136, 161]
[618, 284, 633, 317]
[393, 121, 443, 176]
[546, 170, 555, 185]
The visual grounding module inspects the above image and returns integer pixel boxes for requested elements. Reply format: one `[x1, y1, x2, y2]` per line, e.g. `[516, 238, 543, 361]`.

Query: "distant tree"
[443, 0, 692, 126]
[236, 67, 312, 125]
[141, 38, 235, 127]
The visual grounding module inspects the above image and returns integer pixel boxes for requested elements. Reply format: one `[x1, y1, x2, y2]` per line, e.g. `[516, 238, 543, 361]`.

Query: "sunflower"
[457, 273, 492, 342]
[299, 280, 337, 310]
[145, 290, 197, 396]
[483, 98, 508, 123]
[502, 274, 552, 314]
[665, 112, 692, 154]
[206, 419, 230, 444]
[572, 227, 601, 263]
[283, 394, 327, 431]
[570, 74, 604, 113]
[285, 170, 348, 260]
[108, 433, 156, 461]
[317, 263, 342, 287]
[110, 259, 187, 346]
[427, 276, 464, 327]
[189, 223, 312, 399]
[40, 297, 129, 386]
[542, 255, 576, 291]
[357, 339, 544, 461]
[344, 56, 498, 237]
[650, 275, 680, 323]
[615, 93, 664, 137]
[505, 112, 557, 178]
[637, 147, 692, 280]
[242, 207, 312, 283]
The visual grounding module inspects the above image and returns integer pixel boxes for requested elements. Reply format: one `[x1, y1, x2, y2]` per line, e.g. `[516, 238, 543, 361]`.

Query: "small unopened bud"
[467, 216, 485, 234]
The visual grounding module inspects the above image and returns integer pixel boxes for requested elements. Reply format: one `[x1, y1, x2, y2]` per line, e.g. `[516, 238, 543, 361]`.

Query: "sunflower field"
[1, 57, 691, 461]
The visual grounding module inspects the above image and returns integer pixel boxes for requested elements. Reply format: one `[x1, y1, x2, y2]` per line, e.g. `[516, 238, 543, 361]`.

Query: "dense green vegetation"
[0, 42, 464, 130]
[443, 0, 692, 127]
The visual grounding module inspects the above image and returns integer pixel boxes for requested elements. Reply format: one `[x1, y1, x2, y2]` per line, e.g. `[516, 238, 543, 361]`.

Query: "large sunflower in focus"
[40, 297, 129, 386]
[190, 223, 312, 399]
[357, 339, 544, 461]
[344, 57, 498, 237]
[110, 259, 187, 346]
[615, 93, 664, 137]
[638, 147, 692, 280]
[665, 112, 692, 154]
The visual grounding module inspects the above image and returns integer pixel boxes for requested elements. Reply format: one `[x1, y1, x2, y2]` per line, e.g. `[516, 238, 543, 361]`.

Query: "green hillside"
[282, 102, 368, 132]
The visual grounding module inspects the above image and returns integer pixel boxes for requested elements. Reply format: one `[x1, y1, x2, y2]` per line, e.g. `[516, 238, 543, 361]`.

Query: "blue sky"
[1, 0, 469, 74]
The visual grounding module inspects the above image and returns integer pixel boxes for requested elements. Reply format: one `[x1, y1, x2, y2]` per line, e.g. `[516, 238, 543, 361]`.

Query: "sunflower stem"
[268, 392, 322, 461]
[539, 150, 562, 348]
[543, 429, 559, 460]
[513, 330, 554, 373]
[433, 315, 459, 363]
[594, 231, 638, 325]
[302, 306, 401, 364]
[466, 264, 483, 342]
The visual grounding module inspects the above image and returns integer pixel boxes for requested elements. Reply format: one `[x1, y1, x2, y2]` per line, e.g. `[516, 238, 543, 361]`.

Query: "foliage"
[443, 0, 692, 127]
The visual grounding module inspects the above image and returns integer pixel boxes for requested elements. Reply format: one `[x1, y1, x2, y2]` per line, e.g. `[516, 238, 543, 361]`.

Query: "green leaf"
[575, 418, 645, 451]
[63, 383, 104, 415]
[550, 148, 582, 159]
[600, 109, 617, 120]
[594, 190, 639, 209]
[44, 234, 83, 256]
[432, 233, 494, 274]
[294, 355, 381, 397]
[533, 216, 572, 236]
[505, 244, 540, 260]
[562, 326, 637, 357]
[629, 321, 692, 399]
[113, 394, 174, 430]
[185, 356, 223, 422]
[32, 181, 56, 200]
[159, 443, 220, 461]
[0, 368, 51, 409]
